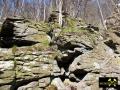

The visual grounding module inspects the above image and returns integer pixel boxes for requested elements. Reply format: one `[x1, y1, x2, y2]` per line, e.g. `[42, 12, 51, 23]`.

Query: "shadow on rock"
[0, 17, 39, 48]
[0, 38, 39, 48]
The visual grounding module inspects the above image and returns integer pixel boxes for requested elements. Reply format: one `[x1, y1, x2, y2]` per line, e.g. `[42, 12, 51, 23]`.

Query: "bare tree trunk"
[3, 0, 8, 18]
[0, 1, 4, 20]
[35, 0, 42, 21]
[75, 0, 82, 18]
[50, 0, 53, 13]
[43, 0, 46, 22]
[83, 0, 88, 21]
[96, 0, 107, 30]
[106, 0, 112, 14]
[20, 0, 24, 17]
[58, 0, 63, 26]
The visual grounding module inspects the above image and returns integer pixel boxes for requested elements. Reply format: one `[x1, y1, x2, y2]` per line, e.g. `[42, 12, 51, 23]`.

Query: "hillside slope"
[0, 17, 120, 90]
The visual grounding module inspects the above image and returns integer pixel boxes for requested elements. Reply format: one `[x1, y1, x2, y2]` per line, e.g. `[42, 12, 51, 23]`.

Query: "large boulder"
[0, 17, 51, 48]
[1, 17, 38, 39]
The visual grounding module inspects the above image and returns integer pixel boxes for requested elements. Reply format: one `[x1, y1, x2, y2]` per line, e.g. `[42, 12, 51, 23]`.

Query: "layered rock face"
[0, 17, 40, 48]
[0, 17, 58, 90]
[0, 17, 120, 90]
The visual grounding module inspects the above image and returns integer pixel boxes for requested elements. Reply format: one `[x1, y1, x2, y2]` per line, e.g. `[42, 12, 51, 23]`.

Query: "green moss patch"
[61, 27, 87, 34]
[26, 20, 50, 33]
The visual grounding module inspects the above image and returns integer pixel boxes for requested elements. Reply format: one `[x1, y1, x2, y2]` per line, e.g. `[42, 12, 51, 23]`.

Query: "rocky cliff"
[0, 17, 120, 90]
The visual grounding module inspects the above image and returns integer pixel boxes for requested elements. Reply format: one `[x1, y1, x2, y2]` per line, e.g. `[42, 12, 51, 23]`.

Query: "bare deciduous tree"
[0, 0, 119, 28]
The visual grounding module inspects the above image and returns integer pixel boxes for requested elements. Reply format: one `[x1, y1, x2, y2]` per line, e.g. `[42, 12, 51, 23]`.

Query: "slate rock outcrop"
[0, 17, 120, 90]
